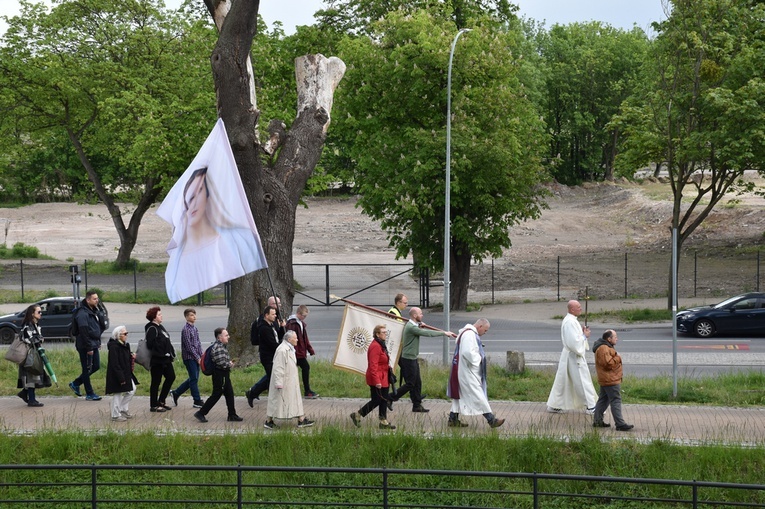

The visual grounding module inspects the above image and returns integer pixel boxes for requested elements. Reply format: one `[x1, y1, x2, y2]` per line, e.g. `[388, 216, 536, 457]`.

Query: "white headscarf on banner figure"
[157, 118, 267, 303]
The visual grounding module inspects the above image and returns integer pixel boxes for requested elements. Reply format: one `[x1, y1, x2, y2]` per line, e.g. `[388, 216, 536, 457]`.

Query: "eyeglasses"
[35, 310, 42, 314]
[121, 332, 129, 335]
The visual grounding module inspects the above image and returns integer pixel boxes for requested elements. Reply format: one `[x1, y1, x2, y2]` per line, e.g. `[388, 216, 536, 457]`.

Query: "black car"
[676, 292, 765, 338]
[0, 297, 109, 344]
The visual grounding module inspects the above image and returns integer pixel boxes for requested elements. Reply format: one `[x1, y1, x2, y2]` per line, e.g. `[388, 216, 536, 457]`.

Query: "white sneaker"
[112, 415, 128, 422]
[546, 407, 563, 413]
[120, 411, 134, 419]
[585, 407, 595, 415]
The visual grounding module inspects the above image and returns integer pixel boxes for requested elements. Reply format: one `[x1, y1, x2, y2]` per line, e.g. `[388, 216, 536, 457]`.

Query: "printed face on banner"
[156, 119, 267, 303]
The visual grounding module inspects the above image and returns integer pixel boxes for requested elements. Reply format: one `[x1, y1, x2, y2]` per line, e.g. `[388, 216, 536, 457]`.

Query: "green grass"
[82, 259, 166, 274]
[5, 352, 765, 407]
[587, 307, 674, 322]
[0, 242, 55, 260]
[0, 430, 762, 507]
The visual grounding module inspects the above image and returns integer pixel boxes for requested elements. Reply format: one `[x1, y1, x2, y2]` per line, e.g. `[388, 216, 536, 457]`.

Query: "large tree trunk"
[450, 241, 471, 311]
[204, 0, 345, 360]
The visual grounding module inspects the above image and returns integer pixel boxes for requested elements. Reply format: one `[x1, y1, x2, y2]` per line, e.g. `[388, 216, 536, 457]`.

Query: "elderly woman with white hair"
[105, 325, 139, 422]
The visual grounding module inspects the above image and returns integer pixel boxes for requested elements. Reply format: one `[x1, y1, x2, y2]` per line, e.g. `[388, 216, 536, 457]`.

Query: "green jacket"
[401, 320, 444, 360]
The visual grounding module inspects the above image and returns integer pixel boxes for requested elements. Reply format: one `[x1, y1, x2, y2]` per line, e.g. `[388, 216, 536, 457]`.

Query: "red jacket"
[365, 338, 390, 388]
[286, 316, 314, 359]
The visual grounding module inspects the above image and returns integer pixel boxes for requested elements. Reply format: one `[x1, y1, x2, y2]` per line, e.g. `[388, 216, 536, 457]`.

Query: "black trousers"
[359, 385, 389, 420]
[199, 368, 236, 417]
[249, 361, 273, 397]
[396, 357, 422, 407]
[296, 357, 313, 394]
[150, 362, 176, 408]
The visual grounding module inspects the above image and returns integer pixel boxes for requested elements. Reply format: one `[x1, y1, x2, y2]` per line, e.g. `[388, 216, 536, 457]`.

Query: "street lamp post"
[444, 28, 471, 365]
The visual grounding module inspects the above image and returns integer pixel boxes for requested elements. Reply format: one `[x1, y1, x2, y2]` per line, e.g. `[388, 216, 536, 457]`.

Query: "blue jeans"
[174, 359, 202, 402]
[73, 349, 100, 396]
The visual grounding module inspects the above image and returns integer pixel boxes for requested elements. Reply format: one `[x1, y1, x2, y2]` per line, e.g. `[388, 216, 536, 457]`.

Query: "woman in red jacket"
[349, 324, 396, 430]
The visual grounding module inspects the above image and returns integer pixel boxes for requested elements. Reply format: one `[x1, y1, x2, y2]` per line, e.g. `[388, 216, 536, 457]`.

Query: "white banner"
[333, 303, 405, 376]
[156, 118, 267, 303]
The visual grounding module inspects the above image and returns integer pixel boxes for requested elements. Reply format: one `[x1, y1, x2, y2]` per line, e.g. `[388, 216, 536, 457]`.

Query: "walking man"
[446, 318, 504, 428]
[194, 328, 242, 423]
[546, 300, 597, 414]
[592, 329, 634, 431]
[246, 305, 284, 406]
[388, 293, 408, 319]
[286, 304, 319, 399]
[69, 290, 107, 401]
[391, 307, 456, 413]
[170, 308, 205, 409]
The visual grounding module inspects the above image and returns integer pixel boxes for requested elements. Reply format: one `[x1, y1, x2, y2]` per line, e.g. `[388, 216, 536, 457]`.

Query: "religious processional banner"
[333, 302, 405, 376]
[156, 118, 267, 303]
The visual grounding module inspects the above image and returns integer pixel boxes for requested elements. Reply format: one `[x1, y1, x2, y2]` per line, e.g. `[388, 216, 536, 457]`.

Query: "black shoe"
[412, 406, 430, 413]
[194, 411, 208, 423]
[17, 390, 28, 403]
[386, 400, 394, 411]
[420, 393, 428, 400]
[150, 406, 167, 413]
[350, 412, 361, 428]
[27, 400, 44, 407]
[616, 424, 634, 431]
[193, 400, 205, 408]
[389, 391, 399, 402]
[448, 419, 468, 428]
[246, 389, 257, 408]
[593, 421, 611, 428]
[297, 418, 314, 428]
[171, 390, 179, 406]
[227, 414, 244, 422]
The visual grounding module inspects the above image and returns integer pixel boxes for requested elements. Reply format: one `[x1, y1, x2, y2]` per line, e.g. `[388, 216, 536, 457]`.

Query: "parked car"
[0, 297, 109, 344]
[676, 292, 765, 338]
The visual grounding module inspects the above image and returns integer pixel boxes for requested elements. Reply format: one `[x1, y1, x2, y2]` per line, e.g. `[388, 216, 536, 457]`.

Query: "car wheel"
[0, 327, 16, 345]
[694, 319, 716, 338]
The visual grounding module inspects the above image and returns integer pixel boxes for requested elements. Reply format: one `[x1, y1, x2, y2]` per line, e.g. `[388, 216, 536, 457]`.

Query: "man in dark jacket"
[246, 305, 284, 407]
[592, 329, 633, 431]
[69, 290, 107, 401]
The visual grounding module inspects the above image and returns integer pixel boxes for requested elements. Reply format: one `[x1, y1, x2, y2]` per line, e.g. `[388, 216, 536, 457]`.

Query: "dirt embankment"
[1, 176, 763, 300]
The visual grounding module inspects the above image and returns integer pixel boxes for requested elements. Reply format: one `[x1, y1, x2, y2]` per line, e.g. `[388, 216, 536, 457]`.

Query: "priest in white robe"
[546, 300, 598, 413]
[446, 318, 505, 428]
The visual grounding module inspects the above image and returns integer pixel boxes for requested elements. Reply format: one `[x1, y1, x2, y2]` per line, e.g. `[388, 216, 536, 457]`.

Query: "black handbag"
[24, 347, 45, 376]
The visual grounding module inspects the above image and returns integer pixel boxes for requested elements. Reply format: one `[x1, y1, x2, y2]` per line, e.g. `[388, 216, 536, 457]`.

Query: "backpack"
[199, 344, 215, 376]
[250, 320, 259, 346]
[69, 308, 80, 338]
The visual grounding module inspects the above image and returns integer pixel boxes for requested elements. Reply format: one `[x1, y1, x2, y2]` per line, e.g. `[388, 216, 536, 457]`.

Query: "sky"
[1, 1, 668, 36]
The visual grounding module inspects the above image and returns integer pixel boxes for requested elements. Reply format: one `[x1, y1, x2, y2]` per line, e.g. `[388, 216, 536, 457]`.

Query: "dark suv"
[0, 297, 109, 344]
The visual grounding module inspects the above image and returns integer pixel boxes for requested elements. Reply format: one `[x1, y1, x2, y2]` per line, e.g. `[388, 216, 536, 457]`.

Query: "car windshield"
[713, 296, 745, 309]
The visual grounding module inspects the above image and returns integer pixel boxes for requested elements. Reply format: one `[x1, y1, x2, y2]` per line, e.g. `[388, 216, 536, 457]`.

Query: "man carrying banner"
[446, 318, 505, 428]
[391, 307, 456, 413]
[387, 293, 408, 319]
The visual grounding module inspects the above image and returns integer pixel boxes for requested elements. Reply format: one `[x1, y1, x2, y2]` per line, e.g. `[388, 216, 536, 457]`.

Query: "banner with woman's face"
[156, 119, 267, 303]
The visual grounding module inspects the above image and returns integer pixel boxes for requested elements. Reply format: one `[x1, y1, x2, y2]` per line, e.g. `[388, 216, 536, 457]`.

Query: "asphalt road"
[88, 302, 765, 378]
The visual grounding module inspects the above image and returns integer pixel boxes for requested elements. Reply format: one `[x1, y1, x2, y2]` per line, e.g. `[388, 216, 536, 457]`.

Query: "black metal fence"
[0, 464, 763, 509]
[0, 249, 762, 307]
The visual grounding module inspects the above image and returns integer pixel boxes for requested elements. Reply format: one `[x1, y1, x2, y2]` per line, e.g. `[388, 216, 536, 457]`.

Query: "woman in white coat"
[446, 318, 505, 428]
[265, 331, 314, 429]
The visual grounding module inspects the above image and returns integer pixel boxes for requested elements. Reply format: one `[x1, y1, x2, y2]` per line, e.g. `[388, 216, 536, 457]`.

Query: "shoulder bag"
[4, 335, 29, 364]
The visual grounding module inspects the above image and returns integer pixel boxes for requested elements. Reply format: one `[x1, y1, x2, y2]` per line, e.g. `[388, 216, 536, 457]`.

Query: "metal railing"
[0, 249, 762, 307]
[0, 464, 763, 509]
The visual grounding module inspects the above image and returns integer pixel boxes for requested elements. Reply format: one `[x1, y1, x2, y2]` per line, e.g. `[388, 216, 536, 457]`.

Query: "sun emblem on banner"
[346, 326, 371, 354]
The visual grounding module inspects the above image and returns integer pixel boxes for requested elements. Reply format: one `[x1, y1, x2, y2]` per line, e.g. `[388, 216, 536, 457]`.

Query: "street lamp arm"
[443, 27, 471, 365]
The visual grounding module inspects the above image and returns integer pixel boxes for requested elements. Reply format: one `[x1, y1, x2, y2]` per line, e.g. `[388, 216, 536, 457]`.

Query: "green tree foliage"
[0, 0, 216, 265]
[614, 0, 765, 306]
[316, 0, 517, 34]
[334, 10, 546, 310]
[537, 21, 649, 184]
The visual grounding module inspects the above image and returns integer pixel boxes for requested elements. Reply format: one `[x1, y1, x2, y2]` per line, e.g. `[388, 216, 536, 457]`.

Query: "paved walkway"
[3, 395, 764, 446]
